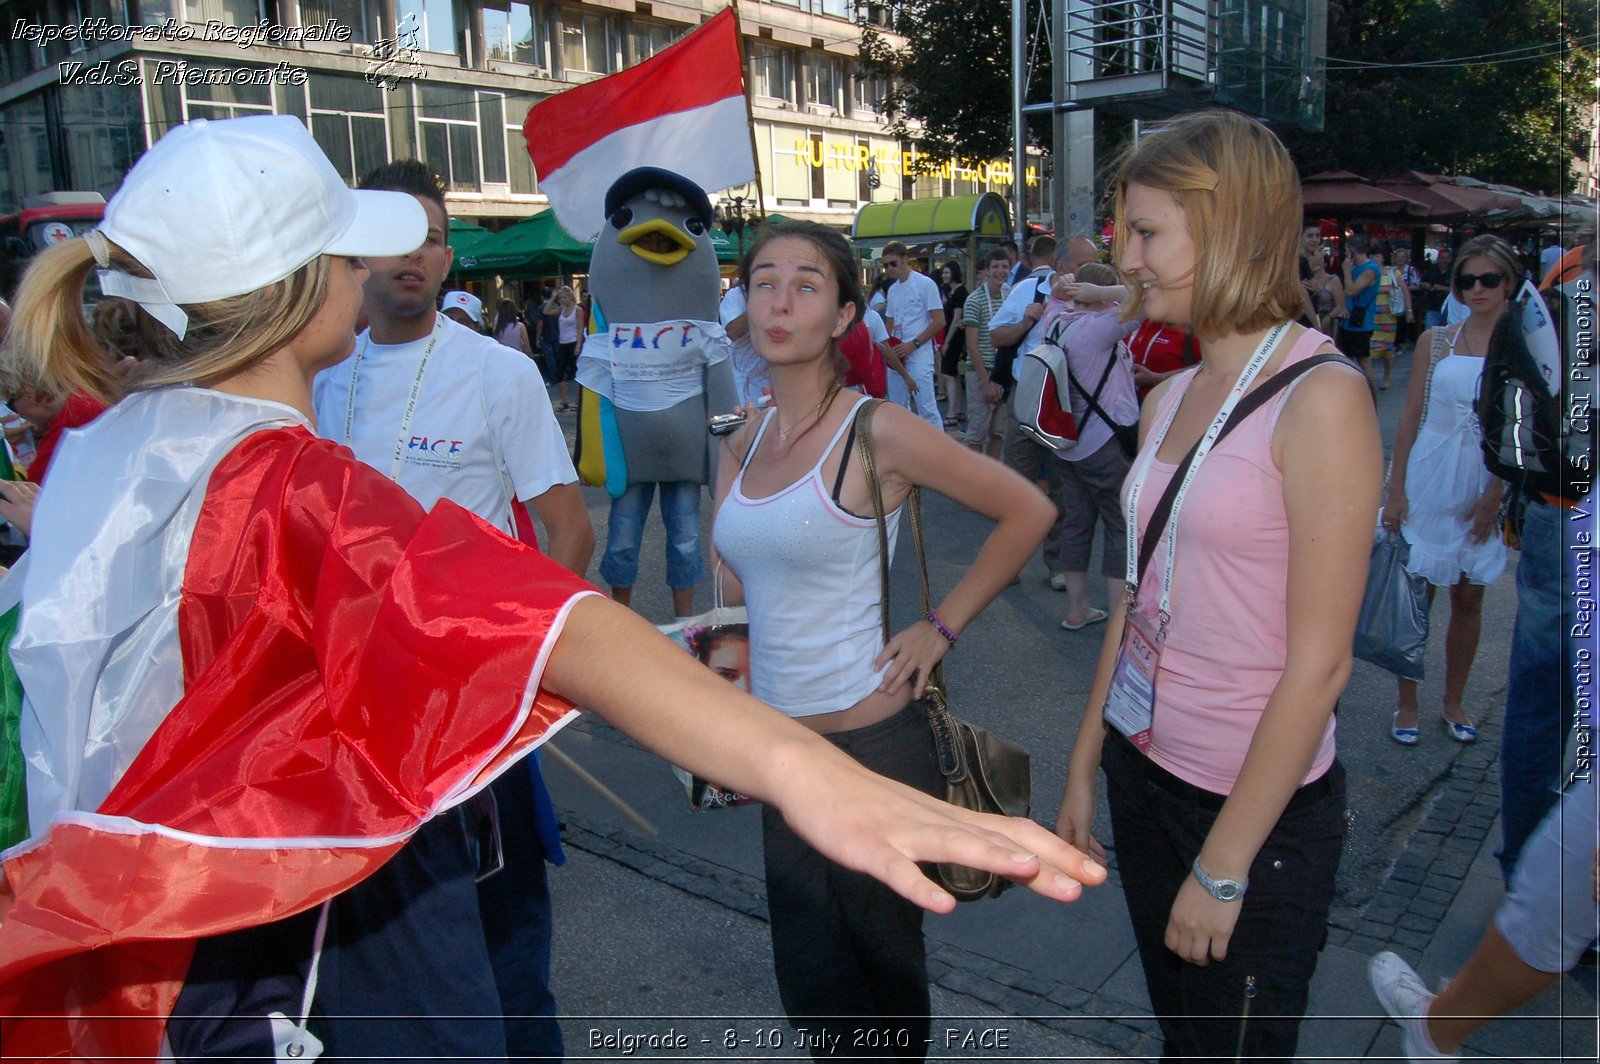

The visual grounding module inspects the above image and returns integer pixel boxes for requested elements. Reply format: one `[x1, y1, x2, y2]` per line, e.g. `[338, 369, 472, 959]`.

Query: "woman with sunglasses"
[1381, 233, 1513, 746]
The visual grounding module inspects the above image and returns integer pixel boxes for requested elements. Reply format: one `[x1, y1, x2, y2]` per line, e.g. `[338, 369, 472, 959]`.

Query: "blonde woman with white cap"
[0, 115, 1102, 1061]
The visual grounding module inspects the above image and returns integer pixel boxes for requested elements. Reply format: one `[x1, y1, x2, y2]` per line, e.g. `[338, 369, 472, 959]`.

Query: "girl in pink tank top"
[1055, 111, 1383, 1062]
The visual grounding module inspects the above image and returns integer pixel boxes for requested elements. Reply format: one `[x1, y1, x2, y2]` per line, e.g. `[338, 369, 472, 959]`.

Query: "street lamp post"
[717, 191, 750, 259]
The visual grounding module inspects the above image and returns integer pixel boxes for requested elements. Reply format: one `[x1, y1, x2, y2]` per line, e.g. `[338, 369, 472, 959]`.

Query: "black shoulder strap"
[830, 417, 860, 505]
[1135, 354, 1347, 585]
[1065, 348, 1121, 432]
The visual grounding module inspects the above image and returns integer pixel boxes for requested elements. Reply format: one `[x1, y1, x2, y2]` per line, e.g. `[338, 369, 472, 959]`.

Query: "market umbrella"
[1372, 172, 1518, 223]
[453, 211, 595, 279]
[447, 217, 494, 259]
[1301, 171, 1429, 219]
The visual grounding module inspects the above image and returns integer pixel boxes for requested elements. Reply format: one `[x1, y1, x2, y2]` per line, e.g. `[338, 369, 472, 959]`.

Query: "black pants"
[1103, 731, 1345, 1063]
[762, 704, 942, 1061]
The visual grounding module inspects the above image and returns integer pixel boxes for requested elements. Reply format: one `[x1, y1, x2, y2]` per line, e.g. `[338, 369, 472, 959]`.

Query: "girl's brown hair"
[1, 236, 331, 405]
[1110, 109, 1305, 340]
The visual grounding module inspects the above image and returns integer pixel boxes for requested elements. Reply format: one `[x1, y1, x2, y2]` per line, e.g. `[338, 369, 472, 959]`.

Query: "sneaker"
[1049, 572, 1068, 591]
[1369, 951, 1458, 1062]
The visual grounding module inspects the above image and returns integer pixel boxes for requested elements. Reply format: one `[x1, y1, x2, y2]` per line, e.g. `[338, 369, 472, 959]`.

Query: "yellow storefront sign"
[793, 139, 1038, 188]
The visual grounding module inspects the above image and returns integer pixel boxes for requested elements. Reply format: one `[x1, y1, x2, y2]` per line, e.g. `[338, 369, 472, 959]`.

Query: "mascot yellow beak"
[616, 218, 696, 267]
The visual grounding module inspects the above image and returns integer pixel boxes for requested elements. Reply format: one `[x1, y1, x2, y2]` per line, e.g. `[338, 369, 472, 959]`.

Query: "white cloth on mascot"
[576, 319, 730, 412]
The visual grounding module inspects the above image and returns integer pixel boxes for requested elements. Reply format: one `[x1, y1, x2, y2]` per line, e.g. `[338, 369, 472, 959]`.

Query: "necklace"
[778, 395, 828, 441]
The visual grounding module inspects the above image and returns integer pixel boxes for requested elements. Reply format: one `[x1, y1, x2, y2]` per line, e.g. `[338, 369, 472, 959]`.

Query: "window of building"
[628, 20, 678, 61]
[178, 60, 275, 120]
[748, 43, 797, 105]
[182, 0, 262, 27]
[415, 83, 509, 192]
[853, 69, 889, 116]
[504, 98, 538, 195]
[819, 0, 851, 18]
[484, 2, 550, 68]
[59, 84, 143, 197]
[806, 55, 846, 113]
[298, 0, 375, 43]
[306, 73, 388, 182]
[561, 13, 616, 76]
[396, 0, 457, 54]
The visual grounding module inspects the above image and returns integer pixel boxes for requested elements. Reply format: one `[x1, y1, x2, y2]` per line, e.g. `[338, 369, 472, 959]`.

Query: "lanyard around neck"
[1122, 323, 1290, 627]
[343, 314, 444, 481]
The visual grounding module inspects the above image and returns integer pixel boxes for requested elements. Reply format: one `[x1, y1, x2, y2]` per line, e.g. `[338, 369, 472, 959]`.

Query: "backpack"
[1014, 334, 1136, 457]
[1477, 276, 1594, 504]
[992, 277, 1049, 390]
[838, 320, 887, 398]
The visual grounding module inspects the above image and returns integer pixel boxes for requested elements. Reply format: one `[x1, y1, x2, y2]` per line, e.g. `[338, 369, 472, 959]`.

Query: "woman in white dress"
[1381, 234, 1513, 745]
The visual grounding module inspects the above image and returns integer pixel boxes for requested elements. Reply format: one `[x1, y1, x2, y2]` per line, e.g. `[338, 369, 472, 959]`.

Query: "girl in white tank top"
[709, 221, 1072, 1059]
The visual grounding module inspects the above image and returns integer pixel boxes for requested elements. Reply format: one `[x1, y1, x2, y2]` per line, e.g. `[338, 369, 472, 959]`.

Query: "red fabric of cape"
[0, 427, 592, 1060]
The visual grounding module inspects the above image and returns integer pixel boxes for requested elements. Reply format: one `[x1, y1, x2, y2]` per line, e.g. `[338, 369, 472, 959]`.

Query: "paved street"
[539, 348, 1596, 1061]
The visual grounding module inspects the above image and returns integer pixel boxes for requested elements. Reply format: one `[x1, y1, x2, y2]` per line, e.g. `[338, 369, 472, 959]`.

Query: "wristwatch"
[1191, 858, 1248, 902]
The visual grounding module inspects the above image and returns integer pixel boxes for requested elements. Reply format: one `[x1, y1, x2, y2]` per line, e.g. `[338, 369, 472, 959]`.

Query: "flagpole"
[728, 2, 768, 222]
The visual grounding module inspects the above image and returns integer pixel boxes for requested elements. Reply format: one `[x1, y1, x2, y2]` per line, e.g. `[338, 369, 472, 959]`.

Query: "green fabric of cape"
[0, 603, 27, 850]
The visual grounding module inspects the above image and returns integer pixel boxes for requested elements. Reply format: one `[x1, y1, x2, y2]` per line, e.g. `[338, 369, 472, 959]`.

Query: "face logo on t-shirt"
[406, 433, 465, 471]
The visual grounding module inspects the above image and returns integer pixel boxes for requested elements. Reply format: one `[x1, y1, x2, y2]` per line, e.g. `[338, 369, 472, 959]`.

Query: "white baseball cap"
[96, 115, 427, 338]
[441, 290, 485, 325]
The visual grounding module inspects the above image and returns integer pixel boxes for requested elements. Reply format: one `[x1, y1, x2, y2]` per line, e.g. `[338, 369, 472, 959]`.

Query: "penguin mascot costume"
[574, 167, 736, 615]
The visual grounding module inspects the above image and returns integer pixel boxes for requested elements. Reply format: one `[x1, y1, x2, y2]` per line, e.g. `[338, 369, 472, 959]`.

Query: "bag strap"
[1065, 347, 1124, 435]
[856, 399, 949, 700]
[1136, 353, 1346, 585]
[1418, 323, 1451, 428]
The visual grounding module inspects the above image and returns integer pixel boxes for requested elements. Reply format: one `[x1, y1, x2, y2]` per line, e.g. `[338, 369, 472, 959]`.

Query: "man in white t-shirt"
[311, 161, 592, 1061]
[719, 281, 770, 405]
[880, 240, 946, 428]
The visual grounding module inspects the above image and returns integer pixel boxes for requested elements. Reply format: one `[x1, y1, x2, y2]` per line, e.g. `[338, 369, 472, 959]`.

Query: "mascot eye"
[685, 216, 706, 236]
[609, 206, 633, 229]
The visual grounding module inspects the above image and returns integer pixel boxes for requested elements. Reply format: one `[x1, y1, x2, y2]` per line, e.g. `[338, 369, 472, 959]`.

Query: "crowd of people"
[0, 106, 1590, 1063]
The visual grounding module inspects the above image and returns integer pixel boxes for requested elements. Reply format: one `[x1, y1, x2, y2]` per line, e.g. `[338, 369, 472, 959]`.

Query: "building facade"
[1, 0, 1042, 231]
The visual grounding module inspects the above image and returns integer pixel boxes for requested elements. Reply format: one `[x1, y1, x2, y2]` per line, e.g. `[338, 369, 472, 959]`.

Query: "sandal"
[1390, 712, 1420, 746]
[1060, 607, 1109, 631]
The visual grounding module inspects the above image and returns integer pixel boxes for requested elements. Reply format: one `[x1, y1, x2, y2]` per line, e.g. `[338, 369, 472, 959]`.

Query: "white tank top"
[713, 395, 901, 717]
[557, 306, 580, 344]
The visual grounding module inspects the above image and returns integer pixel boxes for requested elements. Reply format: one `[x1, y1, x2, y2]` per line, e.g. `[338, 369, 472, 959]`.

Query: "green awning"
[453, 211, 594, 278]
[851, 193, 1011, 246]
[448, 217, 493, 259]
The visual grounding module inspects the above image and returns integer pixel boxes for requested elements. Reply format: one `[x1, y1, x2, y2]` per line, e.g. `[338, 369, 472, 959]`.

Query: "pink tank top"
[1127, 328, 1355, 794]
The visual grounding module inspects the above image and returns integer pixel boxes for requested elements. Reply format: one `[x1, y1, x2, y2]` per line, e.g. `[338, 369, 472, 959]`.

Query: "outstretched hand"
[777, 755, 1107, 913]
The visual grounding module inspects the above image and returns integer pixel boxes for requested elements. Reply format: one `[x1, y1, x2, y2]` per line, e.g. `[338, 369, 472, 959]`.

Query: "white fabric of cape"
[0, 390, 307, 834]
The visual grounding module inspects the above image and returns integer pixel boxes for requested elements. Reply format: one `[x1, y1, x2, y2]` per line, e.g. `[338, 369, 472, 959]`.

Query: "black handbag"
[854, 400, 1032, 902]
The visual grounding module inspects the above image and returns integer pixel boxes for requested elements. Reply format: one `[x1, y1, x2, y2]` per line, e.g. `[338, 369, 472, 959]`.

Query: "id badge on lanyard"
[1105, 608, 1162, 749]
[1103, 323, 1288, 748]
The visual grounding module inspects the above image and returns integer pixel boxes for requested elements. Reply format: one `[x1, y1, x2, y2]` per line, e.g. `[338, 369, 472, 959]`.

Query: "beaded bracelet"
[926, 608, 957, 647]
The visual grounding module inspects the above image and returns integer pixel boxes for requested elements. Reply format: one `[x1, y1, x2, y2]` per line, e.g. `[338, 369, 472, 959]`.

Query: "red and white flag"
[523, 7, 754, 240]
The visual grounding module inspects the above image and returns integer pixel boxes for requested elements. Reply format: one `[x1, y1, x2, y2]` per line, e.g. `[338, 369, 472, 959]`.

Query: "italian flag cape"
[0, 388, 592, 1059]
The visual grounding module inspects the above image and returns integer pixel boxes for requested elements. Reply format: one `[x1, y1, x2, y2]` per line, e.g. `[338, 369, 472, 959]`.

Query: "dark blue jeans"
[1498, 499, 1580, 882]
[1103, 731, 1345, 1063]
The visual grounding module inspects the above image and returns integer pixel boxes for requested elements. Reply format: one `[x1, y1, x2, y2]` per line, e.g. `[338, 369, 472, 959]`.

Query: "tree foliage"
[1283, 0, 1596, 193]
[863, 0, 1596, 193]
[856, 0, 1054, 169]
